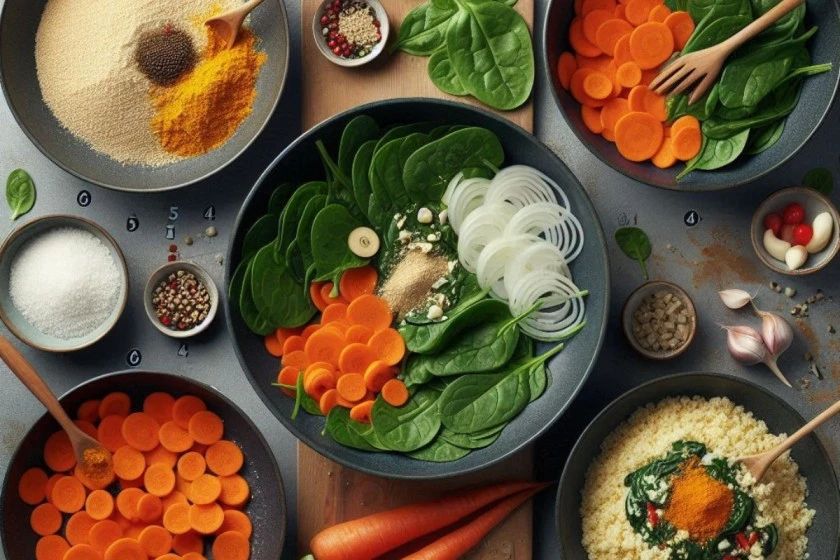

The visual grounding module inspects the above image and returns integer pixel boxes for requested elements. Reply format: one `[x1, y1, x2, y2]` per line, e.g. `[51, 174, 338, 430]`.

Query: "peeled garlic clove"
[805, 212, 834, 254]
[718, 289, 753, 309]
[785, 245, 808, 271]
[763, 229, 791, 262]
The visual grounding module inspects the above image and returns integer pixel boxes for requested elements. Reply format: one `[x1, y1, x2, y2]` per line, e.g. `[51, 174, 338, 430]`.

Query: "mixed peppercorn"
[319, 0, 382, 59]
[152, 270, 211, 331]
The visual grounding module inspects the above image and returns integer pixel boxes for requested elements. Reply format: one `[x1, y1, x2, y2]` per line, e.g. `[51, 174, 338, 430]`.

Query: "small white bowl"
[621, 281, 697, 360]
[312, 0, 389, 67]
[751, 187, 840, 276]
[144, 262, 218, 338]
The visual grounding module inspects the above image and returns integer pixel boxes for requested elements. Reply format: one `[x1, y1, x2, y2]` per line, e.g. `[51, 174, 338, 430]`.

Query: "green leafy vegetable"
[338, 115, 380, 179]
[399, 296, 501, 355]
[678, 130, 750, 180]
[276, 182, 328, 258]
[392, 1, 458, 56]
[743, 120, 784, 155]
[371, 389, 442, 452]
[267, 183, 295, 215]
[407, 436, 471, 461]
[352, 140, 378, 220]
[6, 169, 36, 221]
[428, 48, 468, 96]
[237, 260, 276, 336]
[803, 168, 833, 195]
[614, 227, 652, 281]
[326, 407, 381, 452]
[250, 244, 316, 328]
[241, 214, 278, 263]
[311, 204, 369, 287]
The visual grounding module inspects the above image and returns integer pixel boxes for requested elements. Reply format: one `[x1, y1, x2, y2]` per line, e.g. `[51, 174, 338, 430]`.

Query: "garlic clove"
[760, 311, 793, 356]
[763, 229, 791, 262]
[718, 289, 753, 309]
[785, 245, 808, 271]
[805, 212, 834, 254]
[723, 325, 767, 365]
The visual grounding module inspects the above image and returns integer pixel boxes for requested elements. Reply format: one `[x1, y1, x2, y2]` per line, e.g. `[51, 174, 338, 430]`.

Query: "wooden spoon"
[738, 398, 840, 483]
[0, 336, 114, 484]
[205, 0, 266, 50]
[650, 0, 805, 104]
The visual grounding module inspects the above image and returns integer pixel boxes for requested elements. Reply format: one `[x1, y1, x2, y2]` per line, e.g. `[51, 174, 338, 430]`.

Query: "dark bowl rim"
[539, 1, 840, 192]
[0, 0, 291, 193]
[555, 370, 840, 559]
[0, 369, 287, 559]
[223, 96, 611, 480]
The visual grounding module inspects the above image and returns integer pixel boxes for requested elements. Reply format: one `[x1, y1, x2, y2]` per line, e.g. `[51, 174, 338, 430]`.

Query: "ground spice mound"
[379, 249, 450, 320]
[135, 27, 196, 86]
[662, 456, 734, 542]
[151, 27, 266, 157]
[81, 447, 113, 487]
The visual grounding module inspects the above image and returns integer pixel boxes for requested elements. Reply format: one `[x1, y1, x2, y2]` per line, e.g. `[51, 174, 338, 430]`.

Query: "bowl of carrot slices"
[0, 371, 285, 560]
[543, 0, 840, 190]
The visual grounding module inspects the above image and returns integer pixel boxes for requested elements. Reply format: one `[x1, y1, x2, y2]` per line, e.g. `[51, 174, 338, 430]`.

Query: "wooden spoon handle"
[235, 0, 265, 17]
[0, 336, 76, 433]
[720, 0, 805, 54]
[764, 399, 840, 466]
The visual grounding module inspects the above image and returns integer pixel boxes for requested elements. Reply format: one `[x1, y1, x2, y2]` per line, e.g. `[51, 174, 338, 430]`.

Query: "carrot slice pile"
[16, 391, 254, 559]
[558, 0, 700, 166]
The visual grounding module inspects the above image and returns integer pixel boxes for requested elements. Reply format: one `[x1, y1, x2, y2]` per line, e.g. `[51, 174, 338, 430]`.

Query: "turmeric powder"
[151, 26, 267, 157]
[81, 446, 114, 488]
[662, 456, 734, 542]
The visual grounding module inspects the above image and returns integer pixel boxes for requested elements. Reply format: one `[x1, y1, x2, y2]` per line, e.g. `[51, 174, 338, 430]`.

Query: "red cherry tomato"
[782, 202, 805, 225]
[763, 213, 783, 236]
[793, 224, 813, 246]
[780, 224, 796, 244]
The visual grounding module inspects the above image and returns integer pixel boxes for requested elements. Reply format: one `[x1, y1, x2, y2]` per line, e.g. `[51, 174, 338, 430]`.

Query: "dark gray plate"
[0, 371, 286, 559]
[542, 1, 840, 191]
[556, 372, 840, 559]
[224, 98, 610, 480]
[0, 0, 289, 192]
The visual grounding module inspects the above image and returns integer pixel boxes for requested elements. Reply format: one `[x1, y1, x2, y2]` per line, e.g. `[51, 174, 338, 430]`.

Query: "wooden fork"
[650, 0, 805, 104]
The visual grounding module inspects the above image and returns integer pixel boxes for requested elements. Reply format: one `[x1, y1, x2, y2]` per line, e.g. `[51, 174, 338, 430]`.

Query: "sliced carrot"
[614, 3, 626, 18]
[625, 0, 663, 25]
[613, 34, 633, 66]
[310, 282, 330, 312]
[172, 396, 207, 430]
[345, 324, 374, 345]
[98, 392, 131, 419]
[594, 18, 633, 56]
[557, 52, 578, 90]
[44, 430, 76, 471]
[143, 392, 175, 425]
[276, 326, 302, 346]
[627, 85, 648, 111]
[670, 114, 700, 137]
[264, 334, 284, 357]
[582, 10, 613, 46]
[350, 401, 374, 424]
[172, 531, 204, 555]
[381, 379, 409, 407]
[136, 493, 164, 523]
[570, 68, 607, 108]
[600, 98, 631, 132]
[159, 420, 195, 453]
[45, 473, 62, 504]
[362, 361, 394, 393]
[367, 328, 406, 366]
[336, 373, 367, 402]
[51, 475, 86, 513]
[217, 510, 253, 539]
[177, 451, 207, 481]
[218, 475, 250, 508]
[322, 303, 349, 325]
[181, 552, 209, 560]
[114, 446, 146, 481]
[629, 21, 674, 70]
[103, 537, 146, 560]
[339, 265, 378, 301]
[205, 440, 244, 477]
[282, 335, 306, 355]
[569, 17, 602, 57]
[304, 328, 346, 366]
[614, 111, 664, 161]
[213, 530, 250, 560]
[118, 475, 144, 490]
[581, 0, 617, 14]
[643, 88, 668, 121]
[335, 342, 373, 374]
[304, 368, 336, 402]
[145, 445, 179, 468]
[282, 350, 309, 371]
[161, 491, 189, 513]
[86, 489, 114, 521]
[157, 555, 184, 560]
[116, 487, 145, 520]
[575, 53, 615, 76]
[144, 463, 176, 497]
[188, 411, 224, 446]
[19, 467, 48, 505]
[66, 511, 97, 546]
[648, 4, 671, 22]
[77, 400, 101, 423]
[348, 294, 394, 332]
[35, 534, 70, 560]
[671, 126, 702, 161]
[72, 420, 97, 440]
[89, 520, 123, 555]
[319, 389, 341, 415]
[321, 322, 349, 336]
[277, 365, 299, 397]
[31, 503, 62, 536]
[163, 502, 192, 535]
[175, 472, 193, 496]
[64, 544, 102, 560]
[138, 525, 173, 558]
[122, 412, 161, 452]
[189, 474, 222, 505]
[602, 128, 617, 142]
[665, 11, 694, 50]
[320, 282, 347, 306]
[582, 71, 614, 100]
[189, 503, 224, 535]
[616, 61, 642, 88]
[301, 324, 321, 340]
[581, 105, 605, 134]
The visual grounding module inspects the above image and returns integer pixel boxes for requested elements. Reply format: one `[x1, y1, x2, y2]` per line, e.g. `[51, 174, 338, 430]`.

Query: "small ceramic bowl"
[312, 0, 389, 67]
[0, 215, 129, 352]
[621, 281, 697, 360]
[144, 261, 219, 338]
[751, 186, 840, 276]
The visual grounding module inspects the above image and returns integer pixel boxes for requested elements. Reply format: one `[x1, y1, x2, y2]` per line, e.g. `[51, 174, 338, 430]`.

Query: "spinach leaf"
[352, 140, 378, 221]
[276, 182, 328, 258]
[295, 195, 328, 287]
[428, 47, 467, 96]
[403, 127, 504, 204]
[687, 0, 750, 22]
[6, 169, 36, 221]
[614, 227, 651, 281]
[664, 0, 688, 9]
[267, 182, 296, 215]
[241, 214, 278, 262]
[338, 115, 379, 179]
[326, 407, 380, 452]
[398, 296, 502, 355]
[407, 436, 471, 461]
[751, 0, 805, 43]
[371, 389, 442, 452]
[369, 134, 430, 220]
[374, 123, 438, 154]
[744, 119, 785, 155]
[311, 204, 369, 285]
[803, 168, 833, 195]
[446, 0, 534, 110]
[682, 15, 751, 54]
[401, 356, 435, 387]
[251, 244, 316, 328]
[701, 81, 800, 140]
[238, 259, 276, 335]
[677, 129, 751, 180]
[438, 342, 564, 433]
[300, 392, 324, 417]
[667, 84, 720, 121]
[439, 424, 504, 448]
[317, 141, 367, 223]
[393, 1, 458, 56]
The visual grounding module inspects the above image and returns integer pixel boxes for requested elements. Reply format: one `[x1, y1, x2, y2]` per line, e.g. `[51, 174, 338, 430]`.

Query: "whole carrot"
[309, 480, 542, 560]
[402, 483, 551, 560]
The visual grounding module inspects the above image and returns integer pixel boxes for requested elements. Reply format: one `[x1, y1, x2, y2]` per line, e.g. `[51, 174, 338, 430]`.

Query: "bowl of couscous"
[556, 372, 839, 560]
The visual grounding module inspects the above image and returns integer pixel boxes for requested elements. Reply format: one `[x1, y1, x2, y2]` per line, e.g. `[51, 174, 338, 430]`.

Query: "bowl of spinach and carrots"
[224, 98, 610, 480]
[543, 0, 840, 190]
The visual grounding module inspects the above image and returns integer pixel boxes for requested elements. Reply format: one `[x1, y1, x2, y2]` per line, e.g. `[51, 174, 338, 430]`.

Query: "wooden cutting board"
[298, 0, 536, 556]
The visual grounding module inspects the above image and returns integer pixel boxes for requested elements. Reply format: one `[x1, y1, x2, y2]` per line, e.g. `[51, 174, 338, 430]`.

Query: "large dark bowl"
[542, 1, 840, 190]
[0, 0, 289, 192]
[556, 372, 840, 559]
[0, 371, 286, 559]
[225, 98, 610, 479]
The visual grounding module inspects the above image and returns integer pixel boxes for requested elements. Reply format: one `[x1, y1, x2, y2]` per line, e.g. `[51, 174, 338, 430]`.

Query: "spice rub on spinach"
[625, 441, 777, 559]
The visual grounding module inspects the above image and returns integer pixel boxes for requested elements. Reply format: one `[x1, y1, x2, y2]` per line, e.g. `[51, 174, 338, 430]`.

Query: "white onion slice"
[448, 177, 491, 234]
[476, 234, 542, 300]
[485, 165, 570, 210]
[503, 242, 571, 299]
[442, 172, 463, 206]
[508, 269, 586, 342]
[457, 203, 517, 273]
[504, 202, 585, 263]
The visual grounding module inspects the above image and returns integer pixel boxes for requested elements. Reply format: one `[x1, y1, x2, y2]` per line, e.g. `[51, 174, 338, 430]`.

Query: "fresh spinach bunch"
[393, 0, 534, 111]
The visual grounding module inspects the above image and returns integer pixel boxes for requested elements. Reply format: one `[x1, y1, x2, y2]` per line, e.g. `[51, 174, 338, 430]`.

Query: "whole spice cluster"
[631, 289, 692, 352]
[152, 270, 211, 331]
[319, 0, 382, 59]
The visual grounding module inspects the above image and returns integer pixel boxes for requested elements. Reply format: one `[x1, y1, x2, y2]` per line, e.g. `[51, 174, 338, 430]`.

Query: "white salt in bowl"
[0, 215, 129, 352]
